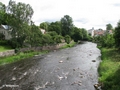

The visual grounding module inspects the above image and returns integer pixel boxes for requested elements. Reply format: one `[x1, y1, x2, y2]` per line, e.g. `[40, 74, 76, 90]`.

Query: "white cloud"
[1, 0, 120, 29]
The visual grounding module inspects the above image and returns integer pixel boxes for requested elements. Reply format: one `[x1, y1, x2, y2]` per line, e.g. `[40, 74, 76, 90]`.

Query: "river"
[0, 42, 101, 90]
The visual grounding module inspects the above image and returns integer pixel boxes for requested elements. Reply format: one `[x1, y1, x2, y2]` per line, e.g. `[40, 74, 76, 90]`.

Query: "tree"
[0, 2, 6, 24]
[54, 35, 63, 44]
[0, 33, 5, 40]
[114, 21, 120, 48]
[49, 31, 63, 44]
[7, 0, 34, 24]
[64, 35, 71, 44]
[106, 23, 113, 30]
[81, 28, 88, 40]
[6, 0, 34, 48]
[72, 27, 82, 42]
[61, 15, 74, 37]
[42, 34, 53, 45]
[40, 22, 48, 31]
[48, 21, 62, 35]
[26, 22, 42, 47]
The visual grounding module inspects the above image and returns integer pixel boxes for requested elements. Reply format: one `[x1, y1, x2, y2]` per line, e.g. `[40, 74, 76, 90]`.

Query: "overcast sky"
[1, 0, 120, 30]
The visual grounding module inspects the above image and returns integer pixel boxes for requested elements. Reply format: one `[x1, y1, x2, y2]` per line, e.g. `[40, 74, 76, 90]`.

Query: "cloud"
[113, 3, 120, 7]
[74, 18, 89, 24]
[2, 0, 120, 29]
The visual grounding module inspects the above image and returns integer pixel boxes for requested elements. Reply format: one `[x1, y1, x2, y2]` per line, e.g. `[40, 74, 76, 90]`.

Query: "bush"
[64, 35, 71, 44]
[94, 34, 115, 48]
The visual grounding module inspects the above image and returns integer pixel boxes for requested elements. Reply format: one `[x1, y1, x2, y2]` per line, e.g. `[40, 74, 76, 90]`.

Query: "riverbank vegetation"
[0, 40, 12, 52]
[98, 48, 120, 90]
[60, 41, 76, 49]
[0, 41, 76, 66]
[0, 1, 91, 65]
[0, 45, 12, 52]
[0, 1, 91, 50]
[0, 50, 48, 66]
[95, 23, 120, 90]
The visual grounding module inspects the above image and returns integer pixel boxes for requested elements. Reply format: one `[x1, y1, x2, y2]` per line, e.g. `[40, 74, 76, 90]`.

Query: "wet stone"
[92, 60, 96, 62]
[59, 60, 63, 63]
[78, 83, 82, 86]
[11, 77, 16, 81]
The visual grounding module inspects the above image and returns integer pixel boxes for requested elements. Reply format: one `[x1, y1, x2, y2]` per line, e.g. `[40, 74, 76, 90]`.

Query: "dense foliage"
[114, 21, 120, 48]
[98, 48, 120, 90]
[93, 24, 115, 48]
[0, 0, 90, 49]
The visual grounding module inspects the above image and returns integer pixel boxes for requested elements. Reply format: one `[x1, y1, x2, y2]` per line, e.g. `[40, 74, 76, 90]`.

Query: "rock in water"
[59, 60, 63, 63]
[94, 83, 101, 90]
[92, 60, 96, 62]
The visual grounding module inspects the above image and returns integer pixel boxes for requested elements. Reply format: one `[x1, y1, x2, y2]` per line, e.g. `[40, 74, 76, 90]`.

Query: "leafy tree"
[6, 0, 34, 48]
[47, 31, 63, 44]
[42, 34, 53, 45]
[0, 2, 6, 24]
[81, 28, 88, 40]
[48, 21, 62, 35]
[72, 27, 82, 42]
[64, 35, 71, 44]
[7, 0, 34, 24]
[106, 23, 113, 30]
[0, 33, 5, 40]
[54, 35, 63, 44]
[40, 22, 48, 31]
[114, 21, 120, 48]
[94, 34, 115, 48]
[26, 22, 42, 47]
[61, 15, 74, 37]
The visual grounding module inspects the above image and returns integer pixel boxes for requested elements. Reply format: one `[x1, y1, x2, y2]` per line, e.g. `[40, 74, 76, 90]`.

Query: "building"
[0, 25, 12, 40]
[88, 27, 94, 37]
[40, 28, 46, 34]
[94, 29, 106, 36]
[107, 30, 113, 34]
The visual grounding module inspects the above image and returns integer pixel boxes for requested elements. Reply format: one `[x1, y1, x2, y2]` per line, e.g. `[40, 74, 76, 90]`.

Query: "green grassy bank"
[98, 48, 120, 90]
[60, 41, 76, 49]
[0, 42, 76, 66]
[0, 45, 12, 52]
[0, 51, 48, 66]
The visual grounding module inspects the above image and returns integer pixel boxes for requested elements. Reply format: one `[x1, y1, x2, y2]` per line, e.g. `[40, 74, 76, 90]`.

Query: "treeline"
[0, 0, 91, 49]
[93, 23, 120, 49]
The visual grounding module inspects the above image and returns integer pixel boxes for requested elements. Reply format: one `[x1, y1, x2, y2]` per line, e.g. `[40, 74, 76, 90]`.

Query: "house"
[88, 27, 94, 37]
[107, 30, 113, 34]
[94, 29, 105, 36]
[0, 25, 12, 40]
[40, 28, 46, 34]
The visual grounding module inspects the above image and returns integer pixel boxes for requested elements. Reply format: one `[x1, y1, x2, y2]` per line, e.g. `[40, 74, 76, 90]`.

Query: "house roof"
[1, 25, 9, 30]
[1, 25, 11, 30]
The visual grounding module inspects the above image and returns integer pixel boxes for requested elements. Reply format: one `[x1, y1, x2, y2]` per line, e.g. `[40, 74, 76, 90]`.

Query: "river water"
[0, 42, 101, 90]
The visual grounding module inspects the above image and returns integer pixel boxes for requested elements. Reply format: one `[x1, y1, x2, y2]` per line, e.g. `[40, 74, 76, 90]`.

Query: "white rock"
[59, 60, 63, 63]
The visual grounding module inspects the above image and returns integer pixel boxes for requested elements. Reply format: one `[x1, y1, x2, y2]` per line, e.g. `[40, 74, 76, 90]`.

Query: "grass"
[60, 41, 76, 49]
[0, 50, 48, 66]
[98, 48, 120, 90]
[0, 41, 77, 66]
[0, 45, 12, 52]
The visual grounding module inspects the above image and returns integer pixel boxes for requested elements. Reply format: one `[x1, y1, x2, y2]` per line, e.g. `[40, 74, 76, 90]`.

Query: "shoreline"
[0, 42, 76, 66]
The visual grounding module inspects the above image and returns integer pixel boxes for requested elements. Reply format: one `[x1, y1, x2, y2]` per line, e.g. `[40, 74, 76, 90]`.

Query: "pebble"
[73, 69, 76, 71]
[11, 77, 16, 81]
[59, 61, 63, 63]
[78, 83, 82, 86]
[92, 60, 96, 62]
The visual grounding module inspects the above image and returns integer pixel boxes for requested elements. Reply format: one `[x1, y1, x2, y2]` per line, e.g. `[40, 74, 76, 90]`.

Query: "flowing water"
[0, 42, 101, 90]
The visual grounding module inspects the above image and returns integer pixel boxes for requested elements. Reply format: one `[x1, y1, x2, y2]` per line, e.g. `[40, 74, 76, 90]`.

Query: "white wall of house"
[40, 28, 46, 34]
[0, 25, 12, 40]
[88, 28, 94, 37]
